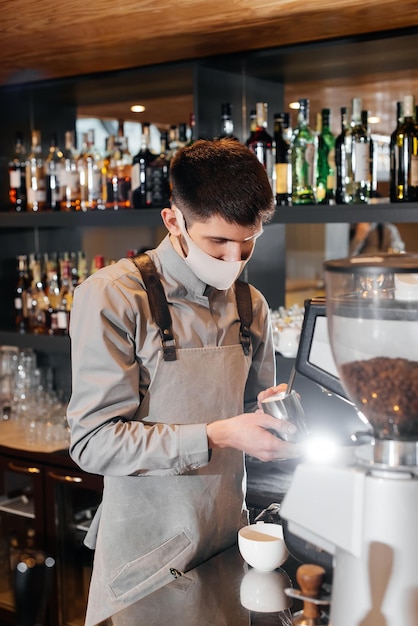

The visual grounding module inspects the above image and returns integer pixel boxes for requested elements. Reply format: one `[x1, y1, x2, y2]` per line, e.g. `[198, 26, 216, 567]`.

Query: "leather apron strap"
[131, 253, 253, 358]
[131, 253, 177, 361]
[235, 279, 253, 356]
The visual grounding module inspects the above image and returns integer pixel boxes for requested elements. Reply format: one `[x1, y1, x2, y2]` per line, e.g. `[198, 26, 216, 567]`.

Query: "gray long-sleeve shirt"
[67, 234, 276, 477]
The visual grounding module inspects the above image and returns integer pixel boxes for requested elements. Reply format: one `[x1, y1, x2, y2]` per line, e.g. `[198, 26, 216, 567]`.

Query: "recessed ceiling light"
[130, 104, 146, 113]
[289, 102, 300, 110]
[368, 116, 381, 124]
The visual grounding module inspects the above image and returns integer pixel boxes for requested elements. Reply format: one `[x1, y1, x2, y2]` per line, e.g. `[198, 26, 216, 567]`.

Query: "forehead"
[189, 213, 262, 242]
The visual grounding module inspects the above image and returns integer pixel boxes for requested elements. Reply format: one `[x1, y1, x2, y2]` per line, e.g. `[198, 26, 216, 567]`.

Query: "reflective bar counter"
[97, 545, 307, 626]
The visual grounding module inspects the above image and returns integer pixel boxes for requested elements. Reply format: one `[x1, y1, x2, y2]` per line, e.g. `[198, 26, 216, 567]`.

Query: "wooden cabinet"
[0, 443, 102, 625]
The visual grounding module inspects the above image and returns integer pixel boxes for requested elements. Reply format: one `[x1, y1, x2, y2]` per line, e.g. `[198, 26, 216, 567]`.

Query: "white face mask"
[174, 208, 254, 290]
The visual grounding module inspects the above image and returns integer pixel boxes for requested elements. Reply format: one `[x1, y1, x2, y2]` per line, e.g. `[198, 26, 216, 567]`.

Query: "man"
[67, 138, 299, 626]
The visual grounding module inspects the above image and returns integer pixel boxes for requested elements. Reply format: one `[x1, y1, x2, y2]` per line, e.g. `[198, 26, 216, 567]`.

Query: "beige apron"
[84, 265, 253, 626]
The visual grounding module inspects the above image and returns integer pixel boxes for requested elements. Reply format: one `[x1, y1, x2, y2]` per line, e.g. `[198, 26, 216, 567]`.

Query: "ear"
[161, 206, 181, 236]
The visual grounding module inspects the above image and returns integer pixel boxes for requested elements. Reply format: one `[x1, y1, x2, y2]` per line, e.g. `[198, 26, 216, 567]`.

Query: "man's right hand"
[206, 412, 301, 462]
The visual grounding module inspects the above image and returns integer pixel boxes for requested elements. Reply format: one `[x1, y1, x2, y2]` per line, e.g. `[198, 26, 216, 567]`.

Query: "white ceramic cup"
[238, 522, 289, 572]
[261, 390, 310, 442]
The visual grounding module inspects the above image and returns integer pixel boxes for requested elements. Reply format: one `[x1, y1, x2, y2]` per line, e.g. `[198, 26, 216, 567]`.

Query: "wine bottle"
[246, 102, 274, 190]
[273, 112, 291, 205]
[9, 131, 27, 212]
[394, 94, 418, 202]
[131, 122, 155, 209]
[316, 108, 336, 204]
[45, 133, 65, 211]
[291, 98, 317, 204]
[389, 101, 403, 203]
[343, 97, 371, 203]
[25, 130, 46, 212]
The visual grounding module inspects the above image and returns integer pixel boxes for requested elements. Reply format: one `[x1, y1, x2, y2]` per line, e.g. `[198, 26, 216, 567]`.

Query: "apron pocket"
[109, 530, 192, 599]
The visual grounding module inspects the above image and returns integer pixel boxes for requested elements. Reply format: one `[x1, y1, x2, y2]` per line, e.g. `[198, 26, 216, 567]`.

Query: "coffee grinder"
[281, 254, 418, 625]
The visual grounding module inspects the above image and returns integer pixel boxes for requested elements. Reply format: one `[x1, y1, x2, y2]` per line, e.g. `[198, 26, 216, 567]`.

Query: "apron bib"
[84, 259, 253, 626]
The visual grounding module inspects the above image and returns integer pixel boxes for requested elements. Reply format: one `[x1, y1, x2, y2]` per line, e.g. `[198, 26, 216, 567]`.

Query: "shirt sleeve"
[243, 288, 276, 413]
[66, 273, 210, 478]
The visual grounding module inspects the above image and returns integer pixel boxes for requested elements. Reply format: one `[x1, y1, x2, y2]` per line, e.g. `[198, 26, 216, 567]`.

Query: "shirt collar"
[155, 234, 214, 297]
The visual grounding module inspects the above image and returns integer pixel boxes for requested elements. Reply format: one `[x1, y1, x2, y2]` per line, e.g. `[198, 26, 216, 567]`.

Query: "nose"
[222, 241, 247, 261]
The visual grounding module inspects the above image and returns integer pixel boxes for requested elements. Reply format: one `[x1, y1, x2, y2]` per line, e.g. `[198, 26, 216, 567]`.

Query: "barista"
[67, 138, 300, 626]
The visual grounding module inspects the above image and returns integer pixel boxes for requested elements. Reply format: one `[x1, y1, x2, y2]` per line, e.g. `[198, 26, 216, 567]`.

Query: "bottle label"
[354, 143, 370, 182]
[305, 144, 316, 186]
[56, 311, 68, 330]
[10, 170, 21, 188]
[131, 162, 140, 192]
[411, 155, 418, 187]
[275, 163, 291, 194]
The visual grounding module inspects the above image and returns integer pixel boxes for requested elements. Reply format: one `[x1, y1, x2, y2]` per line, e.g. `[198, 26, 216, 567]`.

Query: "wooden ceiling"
[3, 0, 418, 87]
[3, 1, 418, 131]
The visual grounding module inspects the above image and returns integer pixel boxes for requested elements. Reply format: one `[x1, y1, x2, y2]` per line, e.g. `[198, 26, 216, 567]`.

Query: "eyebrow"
[205, 230, 263, 244]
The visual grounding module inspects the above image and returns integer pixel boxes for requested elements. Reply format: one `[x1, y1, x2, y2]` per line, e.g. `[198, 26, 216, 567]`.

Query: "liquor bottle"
[45, 254, 61, 334]
[116, 121, 133, 208]
[343, 97, 371, 203]
[25, 130, 46, 212]
[177, 123, 188, 149]
[104, 127, 132, 210]
[131, 122, 155, 209]
[28, 254, 48, 334]
[148, 130, 171, 207]
[76, 250, 89, 284]
[393, 94, 418, 202]
[316, 108, 336, 204]
[53, 257, 73, 335]
[77, 129, 102, 210]
[273, 112, 291, 205]
[9, 132, 27, 212]
[246, 109, 257, 143]
[362, 110, 377, 198]
[218, 103, 237, 140]
[335, 106, 350, 204]
[45, 133, 65, 211]
[291, 98, 317, 204]
[61, 130, 79, 211]
[186, 113, 196, 146]
[15, 255, 31, 333]
[246, 102, 274, 190]
[389, 102, 403, 203]
[167, 125, 179, 159]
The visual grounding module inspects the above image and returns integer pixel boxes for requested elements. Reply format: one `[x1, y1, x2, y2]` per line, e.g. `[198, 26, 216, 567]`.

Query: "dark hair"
[170, 138, 274, 226]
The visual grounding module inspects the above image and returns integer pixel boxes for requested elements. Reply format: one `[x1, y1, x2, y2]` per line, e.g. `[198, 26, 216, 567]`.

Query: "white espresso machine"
[281, 253, 418, 626]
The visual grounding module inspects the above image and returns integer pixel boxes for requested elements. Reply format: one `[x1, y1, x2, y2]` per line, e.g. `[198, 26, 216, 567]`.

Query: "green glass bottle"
[273, 112, 291, 206]
[316, 108, 336, 204]
[394, 94, 418, 202]
[291, 98, 317, 204]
